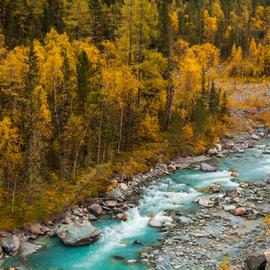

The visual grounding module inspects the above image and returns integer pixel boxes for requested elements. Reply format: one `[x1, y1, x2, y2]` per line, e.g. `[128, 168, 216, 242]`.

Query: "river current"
[4, 141, 270, 270]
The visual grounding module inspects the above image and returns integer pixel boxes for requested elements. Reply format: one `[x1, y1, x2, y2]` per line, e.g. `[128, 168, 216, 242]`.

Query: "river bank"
[1, 127, 270, 270]
[141, 129, 270, 270]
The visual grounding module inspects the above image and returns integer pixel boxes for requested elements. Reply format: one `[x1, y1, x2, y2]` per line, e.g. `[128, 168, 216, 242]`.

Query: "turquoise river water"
[4, 140, 270, 270]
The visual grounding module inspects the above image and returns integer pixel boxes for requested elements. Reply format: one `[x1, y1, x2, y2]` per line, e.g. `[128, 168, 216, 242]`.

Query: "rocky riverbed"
[141, 129, 270, 270]
[1, 127, 270, 270]
[142, 179, 270, 270]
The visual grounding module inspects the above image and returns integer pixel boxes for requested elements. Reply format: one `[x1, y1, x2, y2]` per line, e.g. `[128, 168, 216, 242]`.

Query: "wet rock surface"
[56, 222, 100, 247]
[1, 234, 20, 256]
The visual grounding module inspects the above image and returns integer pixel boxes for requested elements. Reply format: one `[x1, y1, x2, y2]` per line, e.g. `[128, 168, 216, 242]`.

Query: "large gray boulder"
[1, 233, 20, 255]
[208, 148, 218, 156]
[200, 163, 217, 172]
[198, 196, 216, 208]
[57, 222, 100, 247]
[19, 241, 42, 257]
[251, 134, 260, 140]
[88, 204, 102, 216]
[148, 215, 173, 228]
[243, 249, 270, 270]
[30, 223, 44, 235]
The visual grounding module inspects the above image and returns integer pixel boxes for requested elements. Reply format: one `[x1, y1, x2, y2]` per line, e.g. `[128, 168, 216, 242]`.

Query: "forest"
[0, 0, 270, 229]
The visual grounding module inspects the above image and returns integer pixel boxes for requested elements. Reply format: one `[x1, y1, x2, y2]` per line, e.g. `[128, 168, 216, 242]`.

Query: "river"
[4, 140, 270, 270]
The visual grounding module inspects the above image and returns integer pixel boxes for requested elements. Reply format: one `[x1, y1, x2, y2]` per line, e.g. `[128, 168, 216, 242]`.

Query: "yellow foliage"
[258, 112, 270, 131]
[191, 43, 220, 71]
[139, 113, 160, 142]
[180, 123, 194, 143]
[0, 46, 28, 90]
[224, 26, 232, 40]
[0, 117, 23, 169]
[192, 138, 208, 155]
[212, 3, 225, 22]
[265, 214, 270, 225]
[219, 256, 231, 270]
[33, 86, 52, 139]
[203, 10, 218, 43]
[170, 10, 179, 34]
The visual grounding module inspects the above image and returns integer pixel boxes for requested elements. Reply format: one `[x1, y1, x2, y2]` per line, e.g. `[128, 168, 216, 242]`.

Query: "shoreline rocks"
[1, 233, 20, 256]
[148, 215, 174, 228]
[56, 222, 100, 247]
[3, 127, 269, 269]
[200, 163, 217, 172]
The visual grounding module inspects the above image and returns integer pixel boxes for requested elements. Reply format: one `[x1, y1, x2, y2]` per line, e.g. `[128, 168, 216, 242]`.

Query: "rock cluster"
[0, 232, 42, 264]
[142, 177, 270, 270]
[207, 129, 267, 158]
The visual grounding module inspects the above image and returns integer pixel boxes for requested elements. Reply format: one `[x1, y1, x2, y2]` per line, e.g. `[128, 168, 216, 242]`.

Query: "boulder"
[89, 204, 102, 216]
[208, 148, 218, 156]
[266, 249, 270, 270]
[231, 171, 239, 177]
[200, 163, 217, 172]
[30, 224, 44, 235]
[223, 205, 236, 211]
[167, 164, 176, 171]
[105, 188, 126, 200]
[263, 150, 270, 155]
[1, 233, 20, 256]
[41, 226, 51, 234]
[104, 200, 118, 207]
[62, 216, 73, 225]
[198, 196, 216, 208]
[116, 213, 128, 222]
[88, 214, 98, 221]
[244, 249, 270, 270]
[119, 183, 129, 191]
[214, 144, 222, 152]
[210, 183, 221, 193]
[19, 241, 42, 257]
[57, 222, 100, 247]
[234, 207, 247, 216]
[226, 188, 238, 198]
[251, 134, 260, 140]
[148, 215, 173, 228]
[224, 141, 235, 149]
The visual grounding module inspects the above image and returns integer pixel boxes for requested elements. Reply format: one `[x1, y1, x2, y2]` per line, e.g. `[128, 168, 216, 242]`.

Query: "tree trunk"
[137, 0, 143, 106]
[164, 79, 174, 130]
[11, 178, 16, 214]
[117, 106, 124, 154]
[128, 0, 133, 65]
[53, 81, 60, 133]
[72, 121, 90, 181]
[97, 105, 104, 163]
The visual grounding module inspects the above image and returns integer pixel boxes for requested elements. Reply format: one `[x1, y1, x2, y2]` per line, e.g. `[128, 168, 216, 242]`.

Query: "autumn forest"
[0, 0, 270, 229]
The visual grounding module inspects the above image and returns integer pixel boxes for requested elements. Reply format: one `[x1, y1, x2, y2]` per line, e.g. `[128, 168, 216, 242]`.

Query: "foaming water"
[141, 180, 201, 214]
[74, 208, 150, 269]
[171, 169, 239, 191]
[4, 140, 270, 270]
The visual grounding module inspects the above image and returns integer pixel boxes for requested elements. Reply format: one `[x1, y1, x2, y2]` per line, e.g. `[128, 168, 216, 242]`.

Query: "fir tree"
[209, 82, 220, 116]
[76, 51, 91, 105]
[42, 0, 64, 34]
